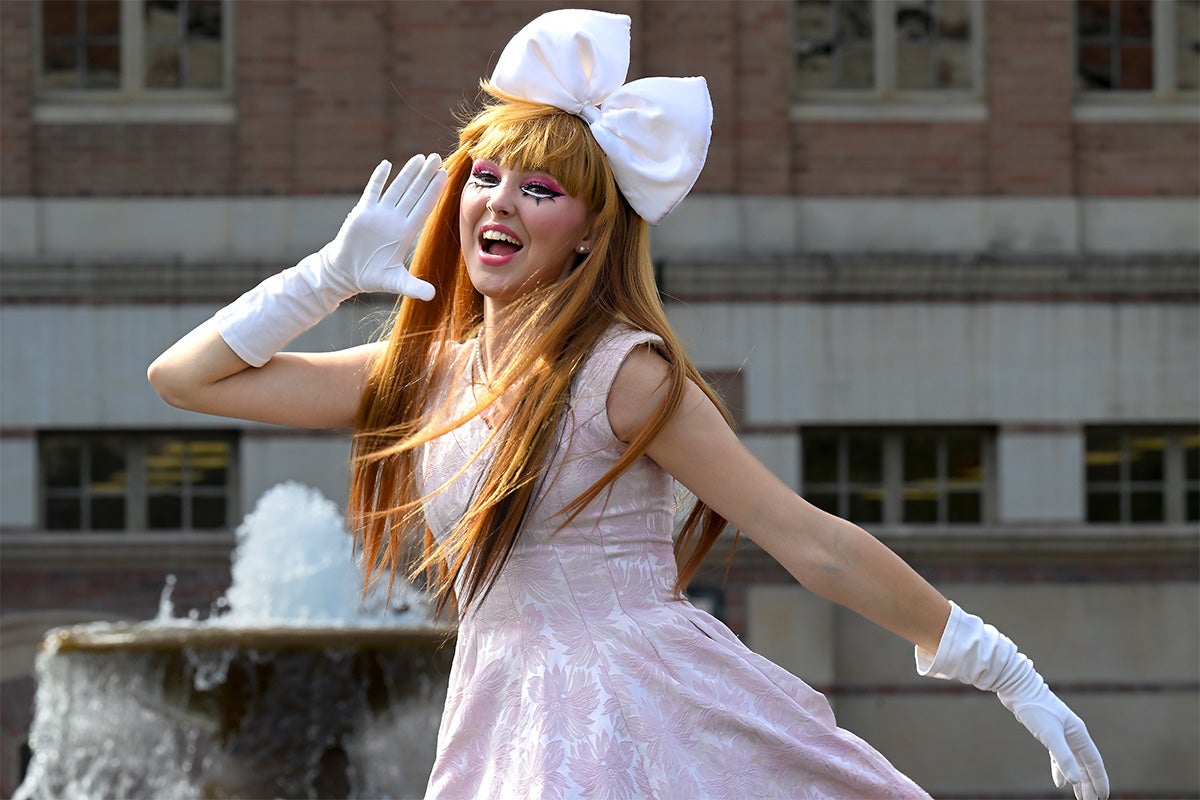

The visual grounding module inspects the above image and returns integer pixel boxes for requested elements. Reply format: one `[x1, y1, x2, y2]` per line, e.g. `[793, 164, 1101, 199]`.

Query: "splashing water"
[15, 483, 450, 800]
[158, 481, 426, 627]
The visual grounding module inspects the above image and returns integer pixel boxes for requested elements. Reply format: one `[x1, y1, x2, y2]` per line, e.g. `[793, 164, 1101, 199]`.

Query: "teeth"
[482, 230, 521, 246]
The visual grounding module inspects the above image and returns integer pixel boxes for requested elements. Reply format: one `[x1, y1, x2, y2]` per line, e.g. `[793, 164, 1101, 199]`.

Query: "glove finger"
[398, 155, 445, 219]
[381, 154, 429, 208]
[1039, 726, 1081, 786]
[361, 160, 393, 206]
[1051, 755, 1068, 788]
[404, 168, 448, 228]
[1065, 719, 1109, 798]
[391, 271, 436, 302]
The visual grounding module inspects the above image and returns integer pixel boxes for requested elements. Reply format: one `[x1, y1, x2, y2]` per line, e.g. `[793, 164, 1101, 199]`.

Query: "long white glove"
[214, 154, 447, 366]
[916, 602, 1109, 800]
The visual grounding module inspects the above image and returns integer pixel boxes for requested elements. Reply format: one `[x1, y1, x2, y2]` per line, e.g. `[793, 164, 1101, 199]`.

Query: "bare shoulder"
[607, 343, 672, 443]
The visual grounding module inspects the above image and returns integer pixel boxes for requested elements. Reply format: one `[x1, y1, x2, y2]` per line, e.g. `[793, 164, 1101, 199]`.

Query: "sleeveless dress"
[418, 326, 930, 800]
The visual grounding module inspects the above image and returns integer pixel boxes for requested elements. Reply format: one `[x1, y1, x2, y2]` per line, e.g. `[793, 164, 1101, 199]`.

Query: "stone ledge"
[0, 531, 236, 569]
[2, 254, 1196, 303]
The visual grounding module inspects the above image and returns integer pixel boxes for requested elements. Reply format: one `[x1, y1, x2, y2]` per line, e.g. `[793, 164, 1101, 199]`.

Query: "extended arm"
[609, 346, 1108, 800]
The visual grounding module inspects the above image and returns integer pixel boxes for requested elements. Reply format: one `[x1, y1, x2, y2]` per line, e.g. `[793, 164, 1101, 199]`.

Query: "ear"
[575, 228, 596, 255]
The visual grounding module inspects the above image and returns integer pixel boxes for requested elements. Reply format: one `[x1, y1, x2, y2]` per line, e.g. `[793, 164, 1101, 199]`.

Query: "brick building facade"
[2, 1, 1197, 796]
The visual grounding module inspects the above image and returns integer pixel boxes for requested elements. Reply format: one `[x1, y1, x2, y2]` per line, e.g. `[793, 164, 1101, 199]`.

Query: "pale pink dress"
[418, 326, 930, 799]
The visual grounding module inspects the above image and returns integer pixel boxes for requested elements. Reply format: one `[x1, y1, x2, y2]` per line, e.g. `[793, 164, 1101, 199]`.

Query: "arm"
[608, 346, 949, 651]
[609, 346, 1109, 800]
[147, 322, 383, 429]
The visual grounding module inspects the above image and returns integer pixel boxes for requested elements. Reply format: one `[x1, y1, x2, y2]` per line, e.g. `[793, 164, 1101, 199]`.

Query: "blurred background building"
[1, 0, 1197, 796]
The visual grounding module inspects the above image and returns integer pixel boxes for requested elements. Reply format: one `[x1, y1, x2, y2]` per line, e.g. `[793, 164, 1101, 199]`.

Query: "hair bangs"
[461, 91, 611, 211]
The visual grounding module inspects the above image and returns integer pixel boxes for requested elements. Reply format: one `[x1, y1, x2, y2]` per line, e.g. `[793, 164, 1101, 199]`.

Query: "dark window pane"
[947, 492, 981, 523]
[1078, 0, 1112, 38]
[146, 46, 181, 88]
[145, 0, 181, 38]
[188, 0, 223, 37]
[1179, 1, 1200, 90]
[1128, 436, 1164, 481]
[838, 43, 874, 88]
[41, 41, 79, 88]
[46, 497, 82, 530]
[1186, 489, 1199, 522]
[847, 435, 882, 482]
[937, 0, 971, 39]
[1183, 434, 1199, 480]
[903, 497, 938, 524]
[807, 492, 839, 516]
[1118, 44, 1154, 89]
[947, 435, 981, 486]
[794, 0, 836, 91]
[834, 0, 875, 89]
[42, 1, 81, 37]
[91, 496, 125, 530]
[83, 44, 120, 88]
[192, 496, 226, 529]
[85, 0, 120, 36]
[803, 436, 839, 483]
[185, 41, 223, 88]
[1079, 45, 1115, 89]
[903, 434, 937, 481]
[1118, 0, 1153, 39]
[146, 438, 185, 490]
[1130, 490, 1164, 522]
[848, 491, 883, 524]
[89, 438, 126, 491]
[188, 441, 229, 487]
[1087, 491, 1121, 522]
[896, 2, 933, 41]
[148, 494, 183, 529]
[1086, 432, 1122, 482]
[43, 440, 83, 488]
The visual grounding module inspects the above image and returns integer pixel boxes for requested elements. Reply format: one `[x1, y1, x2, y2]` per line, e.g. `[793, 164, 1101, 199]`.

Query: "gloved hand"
[916, 602, 1109, 800]
[215, 154, 447, 366]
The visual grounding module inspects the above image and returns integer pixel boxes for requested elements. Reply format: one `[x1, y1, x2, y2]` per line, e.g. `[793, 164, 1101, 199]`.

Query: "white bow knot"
[491, 9, 712, 225]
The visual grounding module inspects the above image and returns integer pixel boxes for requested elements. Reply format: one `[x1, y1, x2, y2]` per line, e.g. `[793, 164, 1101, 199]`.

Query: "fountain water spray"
[15, 483, 452, 800]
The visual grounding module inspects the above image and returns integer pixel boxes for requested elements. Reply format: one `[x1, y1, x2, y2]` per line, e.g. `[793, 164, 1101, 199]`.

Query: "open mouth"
[480, 228, 524, 257]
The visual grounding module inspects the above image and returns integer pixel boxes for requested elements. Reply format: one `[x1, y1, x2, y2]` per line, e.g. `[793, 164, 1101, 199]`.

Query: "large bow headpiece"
[491, 8, 712, 226]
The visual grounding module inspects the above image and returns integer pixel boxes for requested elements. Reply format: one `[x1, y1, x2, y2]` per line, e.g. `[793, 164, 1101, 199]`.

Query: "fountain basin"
[18, 622, 455, 800]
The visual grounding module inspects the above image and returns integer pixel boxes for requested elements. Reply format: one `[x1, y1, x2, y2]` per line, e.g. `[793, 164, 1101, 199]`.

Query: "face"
[459, 158, 594, 313]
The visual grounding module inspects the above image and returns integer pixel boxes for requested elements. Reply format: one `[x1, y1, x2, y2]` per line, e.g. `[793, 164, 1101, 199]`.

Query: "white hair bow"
[490, 8, 712, 226]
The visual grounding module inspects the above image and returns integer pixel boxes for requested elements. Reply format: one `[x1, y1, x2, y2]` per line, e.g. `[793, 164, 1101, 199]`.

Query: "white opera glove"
[214, 155, 447, 366]
[916, 602, 1109, 800]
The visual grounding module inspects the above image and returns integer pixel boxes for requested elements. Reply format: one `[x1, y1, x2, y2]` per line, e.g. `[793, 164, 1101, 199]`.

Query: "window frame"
[1074, 0, 1200, 121]
[1084, 426, 1199, 524]
[33, 0, 236, 124]
[38, 430, 240, 533]
[791, 0, 988, 122]
[799, 427, 996, 527]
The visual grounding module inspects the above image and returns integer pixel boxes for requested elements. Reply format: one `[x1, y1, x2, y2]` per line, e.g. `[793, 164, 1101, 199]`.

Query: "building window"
[801, 428, 991, 525]
[36, 0, 232, 118]
[1076, 0, 1199, 96]
[792, 0, 983, 104]
[40, 432, 238, 532]
[1085, 428, 1199, 523]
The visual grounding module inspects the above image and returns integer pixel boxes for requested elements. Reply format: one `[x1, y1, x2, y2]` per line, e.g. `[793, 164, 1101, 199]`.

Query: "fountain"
[14, 483, 455, 800]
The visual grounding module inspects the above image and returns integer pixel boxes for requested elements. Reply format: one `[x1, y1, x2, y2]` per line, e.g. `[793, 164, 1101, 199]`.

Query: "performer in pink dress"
[149, 9, 1108, 800]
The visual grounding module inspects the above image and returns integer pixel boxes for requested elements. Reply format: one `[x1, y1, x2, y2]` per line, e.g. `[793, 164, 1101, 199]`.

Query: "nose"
[485, 178, 516, 216]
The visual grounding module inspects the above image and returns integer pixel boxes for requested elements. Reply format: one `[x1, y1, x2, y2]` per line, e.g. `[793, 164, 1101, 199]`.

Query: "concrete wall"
[746, 583, 1200, 797]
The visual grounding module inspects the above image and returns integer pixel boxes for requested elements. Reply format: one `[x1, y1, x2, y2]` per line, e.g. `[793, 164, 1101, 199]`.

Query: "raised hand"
[317, 155, 448, 301]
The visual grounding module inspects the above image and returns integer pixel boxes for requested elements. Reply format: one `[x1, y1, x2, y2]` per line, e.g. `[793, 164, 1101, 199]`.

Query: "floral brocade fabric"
[418, 327, 930, 800]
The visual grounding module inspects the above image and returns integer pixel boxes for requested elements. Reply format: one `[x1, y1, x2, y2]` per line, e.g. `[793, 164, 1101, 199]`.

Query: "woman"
[149, 9, 1107, 800]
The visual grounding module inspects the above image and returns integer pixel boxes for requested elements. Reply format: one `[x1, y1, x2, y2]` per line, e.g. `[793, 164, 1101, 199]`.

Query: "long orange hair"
[349, 85, 734, 618]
